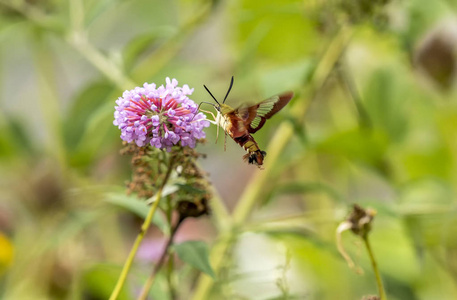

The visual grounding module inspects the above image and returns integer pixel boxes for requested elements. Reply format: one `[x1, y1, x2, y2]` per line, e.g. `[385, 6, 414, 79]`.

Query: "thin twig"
[337, 60, 372, 128]
[167, 250, 177, 300]
[137, 218, 183, 300]
[363, 236, 386, 300]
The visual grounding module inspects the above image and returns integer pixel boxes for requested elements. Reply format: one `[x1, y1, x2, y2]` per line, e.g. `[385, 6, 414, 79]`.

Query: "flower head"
[113, 78, 209, 151]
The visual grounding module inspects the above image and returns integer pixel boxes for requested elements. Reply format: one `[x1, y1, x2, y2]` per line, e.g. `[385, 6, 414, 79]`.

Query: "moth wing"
[236, 91, 293, 134]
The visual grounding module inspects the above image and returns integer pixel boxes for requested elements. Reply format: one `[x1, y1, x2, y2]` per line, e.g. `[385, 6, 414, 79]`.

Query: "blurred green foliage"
[1, 0, 457, 299]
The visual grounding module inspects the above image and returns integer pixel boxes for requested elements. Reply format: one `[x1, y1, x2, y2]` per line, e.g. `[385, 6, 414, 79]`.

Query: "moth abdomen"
[243, 150, 266, 166]
[233, 134, 265, 167]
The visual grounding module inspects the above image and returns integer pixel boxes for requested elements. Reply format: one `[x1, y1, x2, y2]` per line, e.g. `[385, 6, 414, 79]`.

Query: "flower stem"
[363, 236, 386, 300]
[137, 218, 182, 300]
[109, 158, 174, 300]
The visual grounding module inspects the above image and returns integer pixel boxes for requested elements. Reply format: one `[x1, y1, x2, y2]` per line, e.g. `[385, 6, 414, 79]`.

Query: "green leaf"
[398, 147, 452, 181]
[258, 59, 314, 97]
[363, 68, 409, 143]
[174, 183, 207, 195]
[85, 0, 121, 27]
[315, 128, 389, 170]
[63, 81, 113, 150]
[70, 100, 118, 168]
[145, 184, 179, 205]
[174, 241, 216, 279]
[105, 193, 168, 233]
[236, 0, 318, 64]
[0, 115, 35, 159]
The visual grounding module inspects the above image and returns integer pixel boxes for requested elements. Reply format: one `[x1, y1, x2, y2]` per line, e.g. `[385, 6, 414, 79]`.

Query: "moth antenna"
[203, 85, 221, 106]
[197, 101, 217, 110]
[223, 76, 234, 104]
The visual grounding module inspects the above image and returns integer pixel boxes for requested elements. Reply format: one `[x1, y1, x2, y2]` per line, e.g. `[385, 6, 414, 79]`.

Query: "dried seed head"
[177, 197, 211, 221]
[347, 204, 376, 238]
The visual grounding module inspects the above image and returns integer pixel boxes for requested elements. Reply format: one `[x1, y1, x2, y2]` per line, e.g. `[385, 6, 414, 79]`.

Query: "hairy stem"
[109, 158, 174, 300]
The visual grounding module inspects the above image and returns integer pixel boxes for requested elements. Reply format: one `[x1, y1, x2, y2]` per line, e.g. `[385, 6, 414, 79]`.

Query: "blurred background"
[2, 0, 457, 299]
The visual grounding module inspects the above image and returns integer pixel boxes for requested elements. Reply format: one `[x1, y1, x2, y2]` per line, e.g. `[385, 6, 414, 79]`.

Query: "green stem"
[66, 0, 136, 91]
[2, 0, 135, 91]
[0, 0, 56, 31]
[68, 32, 136, 91]
[363, 236, 386, 300]
[337, 59, 372, 128]
[232, 26, 354, 225]
[191, 25, 353, 300]
[192, 26, 352, 300]
[109, 158, 174, 300]
[137, 218, 182, 300]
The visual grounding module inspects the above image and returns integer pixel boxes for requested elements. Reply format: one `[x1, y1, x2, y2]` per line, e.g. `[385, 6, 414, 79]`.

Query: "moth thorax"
[219, 103, 233, 115]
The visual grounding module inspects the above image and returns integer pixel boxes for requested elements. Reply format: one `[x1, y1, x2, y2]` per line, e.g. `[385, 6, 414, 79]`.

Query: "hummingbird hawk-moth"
[200, 77, 294, 168]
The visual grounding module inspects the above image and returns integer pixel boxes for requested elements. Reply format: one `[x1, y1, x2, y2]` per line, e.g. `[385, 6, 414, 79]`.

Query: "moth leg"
[199, 108, 218, 124]
[219, 117, 227, 146]
[199, 108, 221, 144]
[190, 118, 216, 125]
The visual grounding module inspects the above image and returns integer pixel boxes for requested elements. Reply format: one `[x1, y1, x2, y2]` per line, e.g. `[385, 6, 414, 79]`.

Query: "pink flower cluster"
[114, 78, 209, 151]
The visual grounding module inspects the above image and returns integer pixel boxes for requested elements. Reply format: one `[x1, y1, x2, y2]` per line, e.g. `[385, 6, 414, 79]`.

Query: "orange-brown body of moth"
[201, 77, 294, 168]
